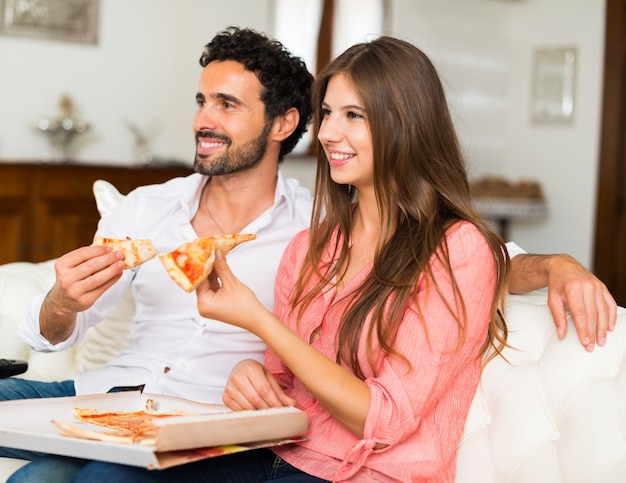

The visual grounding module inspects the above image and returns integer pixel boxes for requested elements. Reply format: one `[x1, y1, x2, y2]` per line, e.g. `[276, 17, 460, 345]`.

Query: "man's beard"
[194, 122, 272, 176]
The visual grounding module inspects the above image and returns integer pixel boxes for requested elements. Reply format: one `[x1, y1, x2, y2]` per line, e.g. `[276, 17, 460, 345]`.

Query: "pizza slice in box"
[93, 236, 158, 269]
[159, 234, 256, 292]
[53, 407, 190, 445]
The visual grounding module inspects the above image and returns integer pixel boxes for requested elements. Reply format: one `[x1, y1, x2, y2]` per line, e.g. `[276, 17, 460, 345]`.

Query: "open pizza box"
[0, 391, 307, 470]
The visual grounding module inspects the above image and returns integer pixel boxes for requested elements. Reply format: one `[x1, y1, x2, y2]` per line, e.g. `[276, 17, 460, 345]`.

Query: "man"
[3, 27, 315, 481]
[8, 27, 314, 406]
[3, 26, 616, 480]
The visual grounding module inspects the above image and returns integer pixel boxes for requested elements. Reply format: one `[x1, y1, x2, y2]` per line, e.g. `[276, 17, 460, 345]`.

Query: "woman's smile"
[327, 150, 354, 168]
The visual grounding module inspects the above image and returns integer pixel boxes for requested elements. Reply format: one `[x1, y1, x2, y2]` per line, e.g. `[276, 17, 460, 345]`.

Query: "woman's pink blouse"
[266, 221, 497, 482]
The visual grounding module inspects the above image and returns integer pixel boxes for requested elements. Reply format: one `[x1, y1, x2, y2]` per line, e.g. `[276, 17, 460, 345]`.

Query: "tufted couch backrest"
[457, 293, 626, 482]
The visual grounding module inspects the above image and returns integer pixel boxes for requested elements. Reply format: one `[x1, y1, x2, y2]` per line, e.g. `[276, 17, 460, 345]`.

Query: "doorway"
[593, 0, 626, 306]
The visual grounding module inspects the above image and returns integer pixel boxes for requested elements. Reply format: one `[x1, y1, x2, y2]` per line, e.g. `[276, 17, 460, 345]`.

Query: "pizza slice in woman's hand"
[159, 234, 256, 292]
[93, 236, 158, 269]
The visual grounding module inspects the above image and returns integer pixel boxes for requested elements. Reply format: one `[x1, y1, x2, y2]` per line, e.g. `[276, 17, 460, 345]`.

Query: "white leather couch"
[0, 181, 625, 481]
[2, 265, 625, 482]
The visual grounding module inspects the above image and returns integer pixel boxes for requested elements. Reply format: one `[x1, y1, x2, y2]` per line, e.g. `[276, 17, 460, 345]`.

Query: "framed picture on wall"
[0, 0, 98, 45]
[531, 46, 577, 124]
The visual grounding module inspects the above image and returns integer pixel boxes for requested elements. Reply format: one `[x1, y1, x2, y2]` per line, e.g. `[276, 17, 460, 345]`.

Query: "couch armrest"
[0, 259, 135, 383]
[0, 261, 79, 381]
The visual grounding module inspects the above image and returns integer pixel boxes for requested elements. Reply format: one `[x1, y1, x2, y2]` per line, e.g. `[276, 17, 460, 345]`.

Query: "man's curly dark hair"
[199, 26, 314, 161]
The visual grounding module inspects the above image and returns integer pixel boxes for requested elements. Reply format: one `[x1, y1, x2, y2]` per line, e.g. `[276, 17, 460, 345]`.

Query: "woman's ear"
[271, 107, 299, 142]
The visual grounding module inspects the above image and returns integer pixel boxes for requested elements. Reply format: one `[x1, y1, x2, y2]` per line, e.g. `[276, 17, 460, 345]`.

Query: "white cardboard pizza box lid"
[0, 391, 308, 470]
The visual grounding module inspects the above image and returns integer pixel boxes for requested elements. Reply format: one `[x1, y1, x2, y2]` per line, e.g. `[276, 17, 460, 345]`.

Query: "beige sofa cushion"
[74, 180, 134, 373]
[74, 284, 135, 374]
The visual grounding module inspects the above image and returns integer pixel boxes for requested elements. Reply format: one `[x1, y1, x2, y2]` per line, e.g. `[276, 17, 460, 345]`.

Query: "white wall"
[507, 1, 605, 269]
[389, 0, 605, 268]
[0, 0, 606, 267]
[0, 0, 274, 165]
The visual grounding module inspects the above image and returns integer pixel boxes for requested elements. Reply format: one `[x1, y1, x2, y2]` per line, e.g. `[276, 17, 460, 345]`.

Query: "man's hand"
[222, 359, 295, 411]
[509, 253, 617, 352]
[40, 245, 125, 344]
[544, 255, 616, 351]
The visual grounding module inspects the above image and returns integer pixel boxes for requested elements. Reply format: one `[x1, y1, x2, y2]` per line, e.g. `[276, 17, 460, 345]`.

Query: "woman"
[197, 36, 509, 482]
[74, 36, 509, 483]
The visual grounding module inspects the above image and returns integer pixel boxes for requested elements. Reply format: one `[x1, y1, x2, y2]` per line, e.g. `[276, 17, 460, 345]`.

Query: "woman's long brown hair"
[293, 36, 509, 379]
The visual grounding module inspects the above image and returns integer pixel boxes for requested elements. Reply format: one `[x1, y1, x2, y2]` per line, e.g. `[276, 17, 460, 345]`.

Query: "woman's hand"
[201, 253, 371, 438]
[222, 359, 295, 410]
[195, 250, 268, 333]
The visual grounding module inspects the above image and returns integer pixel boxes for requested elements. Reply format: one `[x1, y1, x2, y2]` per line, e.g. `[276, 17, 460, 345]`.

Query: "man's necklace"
[203, 183, 260, 234]
[206, 200, 228, 234]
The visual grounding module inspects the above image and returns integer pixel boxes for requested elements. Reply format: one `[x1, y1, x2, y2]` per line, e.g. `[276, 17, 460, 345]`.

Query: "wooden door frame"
[593, 0, 626, 305]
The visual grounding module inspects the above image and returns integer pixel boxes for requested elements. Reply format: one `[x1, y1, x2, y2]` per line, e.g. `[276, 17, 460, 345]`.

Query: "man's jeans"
[0, 378, 75, 460]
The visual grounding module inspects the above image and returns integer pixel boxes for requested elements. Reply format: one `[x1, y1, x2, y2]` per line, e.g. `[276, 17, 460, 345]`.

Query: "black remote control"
[0, 358, 28, 378]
